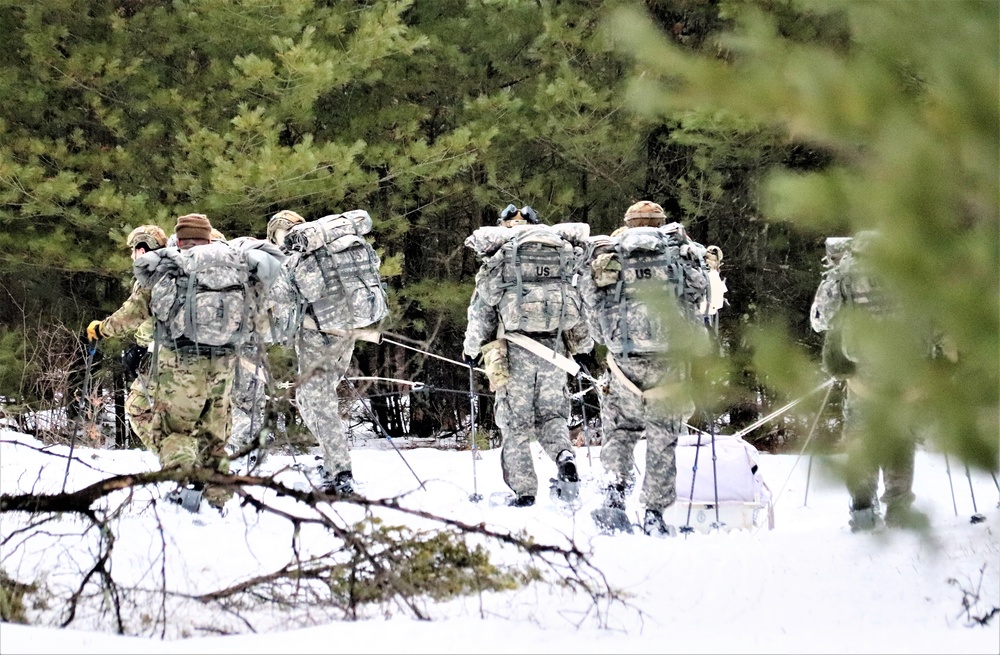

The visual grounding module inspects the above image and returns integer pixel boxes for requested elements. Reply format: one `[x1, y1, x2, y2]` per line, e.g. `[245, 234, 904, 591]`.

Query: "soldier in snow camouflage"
[810, 231, 916, 532]
[579, 200, 711, 537]
[267, 209, 366, 496]
[89, 214, 238, 511]
[463, 205, 593, 507]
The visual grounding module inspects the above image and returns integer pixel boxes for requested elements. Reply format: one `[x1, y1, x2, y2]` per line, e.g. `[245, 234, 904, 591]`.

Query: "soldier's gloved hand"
[463, 354, 478, 369]
[573, 350, 599, 373]
[86, 320, 105, 343]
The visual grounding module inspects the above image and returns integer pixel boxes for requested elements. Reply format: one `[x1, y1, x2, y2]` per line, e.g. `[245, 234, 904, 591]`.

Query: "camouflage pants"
[495, 336, 574, 497]
[600, 354, 690, 512]
[843, 377, 916, 512]
[296, 329, 355, 476]
[152, 347, 237, 508]
[124, 372, 157, 453]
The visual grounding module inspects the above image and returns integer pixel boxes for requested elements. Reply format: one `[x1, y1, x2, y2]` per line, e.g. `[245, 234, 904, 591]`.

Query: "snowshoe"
[849, 505, 885, 533]
[549, 477, 581, 507]
[488, 491, 535, 508]
[642, 509, 677, 538]
[591, 506, 634, 534]
[550, 450, 581, 506]
[320, 469, 357, 497]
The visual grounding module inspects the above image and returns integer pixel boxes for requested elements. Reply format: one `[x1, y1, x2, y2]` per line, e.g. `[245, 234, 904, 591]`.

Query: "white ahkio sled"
[664, 431, 775, 534]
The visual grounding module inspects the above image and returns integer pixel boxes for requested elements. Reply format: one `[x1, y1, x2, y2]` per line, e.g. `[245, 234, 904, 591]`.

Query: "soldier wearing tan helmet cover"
[266, 210, 305, 247]
[116, 225, 168, 453]
[265, 208, 359, 496]
[88, 213, 239, 513]
[580, 200, 710, 537]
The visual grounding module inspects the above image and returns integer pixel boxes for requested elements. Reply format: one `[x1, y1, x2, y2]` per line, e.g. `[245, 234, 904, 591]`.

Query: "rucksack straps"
[502, 329, 581, 376]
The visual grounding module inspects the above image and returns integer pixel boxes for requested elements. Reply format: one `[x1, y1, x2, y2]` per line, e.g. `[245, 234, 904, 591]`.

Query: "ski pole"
[965, 464, 985, 523]
[344, 378, 425, 490]
[680, 428, 704, 536]
[802, 380, 836, 507]
[708, 413, 723, 531]
[943, 453, 958, 517]
[467, 362, 482, 502]
[577, 372, 592, 469]
[64, 341, 95, 492]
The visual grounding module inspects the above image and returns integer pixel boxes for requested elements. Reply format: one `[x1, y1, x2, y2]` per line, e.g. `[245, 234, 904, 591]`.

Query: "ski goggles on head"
[497, 204, 538, 224]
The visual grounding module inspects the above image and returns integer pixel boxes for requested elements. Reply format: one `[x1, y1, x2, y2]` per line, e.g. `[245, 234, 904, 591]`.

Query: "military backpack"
[140, 241, 254, 350]
[587, 223, 710, 355]
[282, 209, 389, 332]
[466, 223, 590, 336]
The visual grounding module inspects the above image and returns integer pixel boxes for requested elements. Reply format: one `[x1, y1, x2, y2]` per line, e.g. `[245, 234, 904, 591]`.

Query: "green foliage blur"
[607, 0, 998, 471]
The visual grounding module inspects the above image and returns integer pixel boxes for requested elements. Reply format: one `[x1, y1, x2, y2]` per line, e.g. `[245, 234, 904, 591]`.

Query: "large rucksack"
[228, 236, 298, 345]
[140, 241, 254, 349]
[587, 223, 710, 355]
[811, 232, 895, 333]
[465, 222, 590, 335]
[809, 236, 853, 333]
[282, 209, 389, 332]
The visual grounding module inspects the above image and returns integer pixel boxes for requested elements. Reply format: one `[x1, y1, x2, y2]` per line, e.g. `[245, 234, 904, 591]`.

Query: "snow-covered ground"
[1, 426, 998, 654]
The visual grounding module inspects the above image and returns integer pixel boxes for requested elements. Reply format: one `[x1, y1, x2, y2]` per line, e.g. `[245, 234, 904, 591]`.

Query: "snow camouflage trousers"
[600, 353, 690, 512]
[842, 376, 916, 512]
[230, 349, 268, 451]
[153, 347, 236, 508]
[296, 328, 355, 476]
[495, 335, 575, 497]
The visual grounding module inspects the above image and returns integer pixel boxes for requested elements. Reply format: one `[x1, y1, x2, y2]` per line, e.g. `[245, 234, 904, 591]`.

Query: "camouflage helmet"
[624, 200, 667, 227]
[126, 225, 168, 251]
[267, 209, 305, 245]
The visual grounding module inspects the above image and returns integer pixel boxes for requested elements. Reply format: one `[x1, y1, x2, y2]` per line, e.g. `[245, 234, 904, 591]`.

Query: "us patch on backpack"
[147, 242, 252, 348]
[284, 209, 389, 331]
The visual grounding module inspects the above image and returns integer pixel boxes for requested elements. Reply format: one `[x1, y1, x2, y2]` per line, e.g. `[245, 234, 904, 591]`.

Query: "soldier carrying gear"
[580, 199, 712, 537]
[267, 209, 306, 246]
[809, 231, 917, 532]
[464, 204, 592, 508]
[90, 213, 257, 515]
[271, 208, 388, 498]
[623, 200, 667, 228]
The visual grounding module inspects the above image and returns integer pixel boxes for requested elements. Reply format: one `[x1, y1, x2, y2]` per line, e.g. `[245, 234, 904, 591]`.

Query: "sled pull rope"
[752, 379, 836, 535]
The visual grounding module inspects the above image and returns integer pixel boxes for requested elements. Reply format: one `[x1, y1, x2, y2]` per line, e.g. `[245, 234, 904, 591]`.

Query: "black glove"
[464, 354, 478, 368]
[573, 350, 599, 373]
[122, 344, 149, 380]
